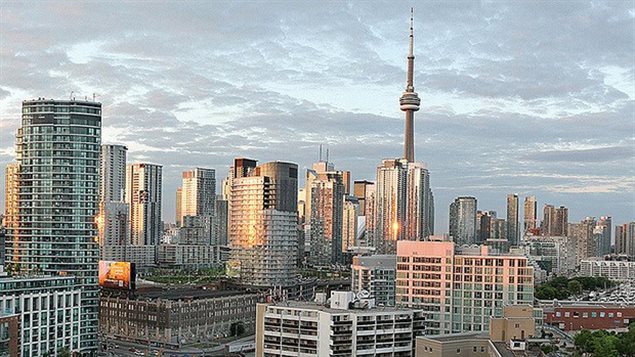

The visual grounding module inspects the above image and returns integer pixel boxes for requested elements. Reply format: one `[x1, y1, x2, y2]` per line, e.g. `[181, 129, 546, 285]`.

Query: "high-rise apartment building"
[97, 144, 129, 253]
[175, 187, 182, 226]
[3, 163, 19, 241]
[570, 217, 597, 261]
[99, 144, 127, 202]
[396, 240, 534, 335]
[523, 195, 537, 234]
[353, 180, 374, 216]
[306, 161, 345, 266]
[595, 216, 612, 256]
[375, 159, 408, 253]
[228, 159, 299, 287]
[5, 99, 102, 352]
[178, 167, 216, 222]
[476, 210, 496, 242]
[342, 196, 359, 253]
[406, 162, 434, 240]
[126, 163, 163, 245]
[351, 255, 397, 307]
[542, 204, 568, 236]
[449, 196, 477, 246]
[506, 194, 519, 245]
[615, 222, 635, 257]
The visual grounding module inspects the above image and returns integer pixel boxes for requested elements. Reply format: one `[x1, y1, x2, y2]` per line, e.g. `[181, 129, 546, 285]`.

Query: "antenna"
[70, 91, 74, 100]
[326, 148, 329, 162]
[93, 93, 96, 102]
[319, 144, 323, 162]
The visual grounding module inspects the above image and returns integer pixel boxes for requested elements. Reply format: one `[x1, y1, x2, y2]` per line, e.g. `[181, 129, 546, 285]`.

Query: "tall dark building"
[6, 98, 101, 352]
[506, 194, 519, 246]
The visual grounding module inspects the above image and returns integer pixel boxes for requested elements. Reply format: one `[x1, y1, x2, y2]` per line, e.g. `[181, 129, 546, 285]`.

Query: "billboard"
[99, 261, 136, 290]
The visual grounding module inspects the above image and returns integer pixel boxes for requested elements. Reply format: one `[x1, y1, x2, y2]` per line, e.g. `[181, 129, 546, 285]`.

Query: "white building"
[256, 291, 425, 357]
[178, 167, 216, 224]
[0, 275, 82, 357]
[520, 235, 577, 277]
[580, 258, 635, 282]
[102, 245, 157, 267]
[157, 244, 222, 268]
[351, 255, 397, 307]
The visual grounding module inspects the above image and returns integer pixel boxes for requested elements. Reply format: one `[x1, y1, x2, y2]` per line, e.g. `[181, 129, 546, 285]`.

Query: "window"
[617, 312, 622, 317]
[564, 312, 570, 317]
[556, 312, 561, 317]
[456, 349, 461, 353]
[608, 313, 614, 318]
[600, 312, 606, 317]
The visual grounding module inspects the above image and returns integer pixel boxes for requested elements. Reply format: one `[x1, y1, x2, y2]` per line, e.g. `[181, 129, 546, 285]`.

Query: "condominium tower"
[228, 158, 299, 287]
[449, 196, 477, 245]
[5, 98, 102, 352]
[98, 144, 129, 249]
[178, 167, 216, 222]
[523, 195, 537, 234]
[126, 163, 163, 245]
[506, 194, 519, 245]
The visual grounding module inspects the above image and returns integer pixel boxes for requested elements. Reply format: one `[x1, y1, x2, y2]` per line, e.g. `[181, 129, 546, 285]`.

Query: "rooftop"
[420, 332, 489, 342]
[132, 287, 256, 301]
[266, 300, 418, 315]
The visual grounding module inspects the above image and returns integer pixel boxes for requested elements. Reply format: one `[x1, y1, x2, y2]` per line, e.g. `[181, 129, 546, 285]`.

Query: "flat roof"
[134, 287, 255, 301]
[266, 300, 417, 315]
[419, 332, 489, 342]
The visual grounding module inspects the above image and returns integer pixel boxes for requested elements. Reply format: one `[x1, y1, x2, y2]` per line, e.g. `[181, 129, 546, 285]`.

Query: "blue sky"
[0, 1, 633, 232]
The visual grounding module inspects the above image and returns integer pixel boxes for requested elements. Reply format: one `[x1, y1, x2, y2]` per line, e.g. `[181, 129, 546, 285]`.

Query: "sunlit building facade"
[5, 99, 102, 352]
[126, 163, 162, 246]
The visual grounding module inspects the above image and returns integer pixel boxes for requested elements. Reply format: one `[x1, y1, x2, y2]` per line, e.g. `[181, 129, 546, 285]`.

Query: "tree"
[58, 347, 71, 357]
[568, 280, 582, 296]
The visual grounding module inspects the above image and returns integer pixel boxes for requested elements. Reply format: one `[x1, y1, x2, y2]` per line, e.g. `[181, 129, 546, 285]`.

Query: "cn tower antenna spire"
[400, 7, 421, 162]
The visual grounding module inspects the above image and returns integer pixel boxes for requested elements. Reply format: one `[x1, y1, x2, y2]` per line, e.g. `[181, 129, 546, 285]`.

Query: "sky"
[0, 1, 634, 233]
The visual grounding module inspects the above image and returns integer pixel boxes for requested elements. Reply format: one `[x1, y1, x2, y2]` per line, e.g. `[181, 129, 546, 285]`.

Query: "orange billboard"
[99, 261, 136, 290]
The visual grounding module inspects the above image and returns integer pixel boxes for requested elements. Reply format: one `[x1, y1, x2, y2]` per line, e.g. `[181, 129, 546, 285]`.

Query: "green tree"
[568, 280, 582, 295]
[58, 347, 71, 357]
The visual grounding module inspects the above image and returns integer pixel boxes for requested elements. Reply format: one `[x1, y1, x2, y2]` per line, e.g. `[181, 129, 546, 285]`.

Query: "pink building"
[396, 241, 534, 335]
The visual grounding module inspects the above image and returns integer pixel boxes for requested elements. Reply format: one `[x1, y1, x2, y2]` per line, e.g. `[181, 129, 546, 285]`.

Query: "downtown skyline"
[1, 1, 634, 229]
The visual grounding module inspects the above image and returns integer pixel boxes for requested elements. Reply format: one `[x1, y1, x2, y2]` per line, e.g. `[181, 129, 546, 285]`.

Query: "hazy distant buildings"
[506, 194, 519, 245]
[228, 158, 299, 287]
[542, 204, 568, 236]
[615, 222, 635, 257]
[126, 163, 163, 245]
[523, 195, 537, 234]
[342, 196, 359, 253]
[570, 217, 597, 261]
[449, 196, 477, 245]
[175, 187, 182, 226]
[5, 99, 102, 353]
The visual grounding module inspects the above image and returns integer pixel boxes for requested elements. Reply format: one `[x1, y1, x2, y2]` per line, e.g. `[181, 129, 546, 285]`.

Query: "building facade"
[157, 244, 222, 268]
[544, 303, 635, 331]
[256, 291, 425, 357]
[396, 241, 534, 335]
[228, 159, 299, 287]
[615, 222, 635, 257]
[523, 196, 537, 234]
[351, 255, 397, 307]
[178, 167, 216, 224]
[449, 197, 477, 246]
[5, 99, 101, 352]
[506, 194, 519, 246]
[579, 258, 635, 282]
[126, 163, 163, 246]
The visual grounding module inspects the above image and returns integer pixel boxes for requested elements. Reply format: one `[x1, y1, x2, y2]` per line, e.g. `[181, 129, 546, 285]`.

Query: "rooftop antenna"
[70, 91, 74, 100]
[319, 144, 323, 162]
[93, 93, 96, 102]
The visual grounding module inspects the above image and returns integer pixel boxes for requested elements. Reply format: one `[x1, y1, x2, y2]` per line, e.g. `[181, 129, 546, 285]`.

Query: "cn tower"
[399, 8, 420, 162]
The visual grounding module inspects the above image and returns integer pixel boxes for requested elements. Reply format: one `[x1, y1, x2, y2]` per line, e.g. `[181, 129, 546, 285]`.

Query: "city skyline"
[1, 2, 634, 229]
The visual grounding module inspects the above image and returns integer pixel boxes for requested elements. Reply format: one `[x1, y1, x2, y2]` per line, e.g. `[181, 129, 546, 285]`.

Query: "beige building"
[415, 305, 535, 357]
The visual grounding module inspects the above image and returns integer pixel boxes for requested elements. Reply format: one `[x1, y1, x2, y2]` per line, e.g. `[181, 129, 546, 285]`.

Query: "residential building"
[595, 216, 612, 256]
[126, 163, 163, 246]
[351, 255, 397, 307]
[101, 245, 157, 267]
[228, 159, 299, 287]
[506, 194, 519, 246]
[396, 240, 534, 335]
[5, 99, 102, 352]
[100, 288, 257, 349]
[476, 211, 494, 243]
[354, 180, 374, 215]
[342, 196, 360, 253]
[523, 196, 537, 234]
[256, 291, 425, 357]
[0, 312, 19, 357]
[175, 187, 182, 226]
[520, 236, 577, 277]
[213, 198, 229, 246]
[0, 275, 82, 357]
[570, 217, 597, 261]
[579, 258, 635, 282]
[615, 222, 635, 257]
[306, 161, 345, 266]
[541, 205, 568, 236]
[99, 144, 127, 202]
[157, 244, 222, 268]
[449, 197, 477, 246]
[178, 167, 216, 224]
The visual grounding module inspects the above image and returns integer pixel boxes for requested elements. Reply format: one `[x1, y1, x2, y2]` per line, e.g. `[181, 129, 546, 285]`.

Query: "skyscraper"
[595, 216, 612, 256]
[175, 187, 182, 226]
[342, 196, 359, 253]
[99, 144, 127, 202]
[449, 196, 478, 245]
[179, 167, 216, 221]
[542, 204, 568, 236]
[375, 159, 408, 254]
[97, 144, 130, 251]
[506, 194, 519, 245]
[615, 222, 635, 258]
[555, 206, 569, 236]
[523, 195, 537, 234]
[126, 163, 163, 245]
[353, 180, 374, 215]
[570, 217, 596, 261]
[6, 98, 102, 352]
[228, 158, 299, 287]
[307, 166, 345, 266]
[405, 162, 434, 240]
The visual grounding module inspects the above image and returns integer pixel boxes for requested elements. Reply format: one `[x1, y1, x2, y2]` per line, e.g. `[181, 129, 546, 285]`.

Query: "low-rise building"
[351, 255, 397, 307]
[579, 258, 635, 282]
[157, 244, 222, 268]
[543, 302, 635, 331]
[256, 291, 425, 356]
[100, 287, 258, 348]
[415, 305, 536, 357]
[0, 275, 82, 357]
[102, 244, 157, 266]
[0, 312, 19, 357]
